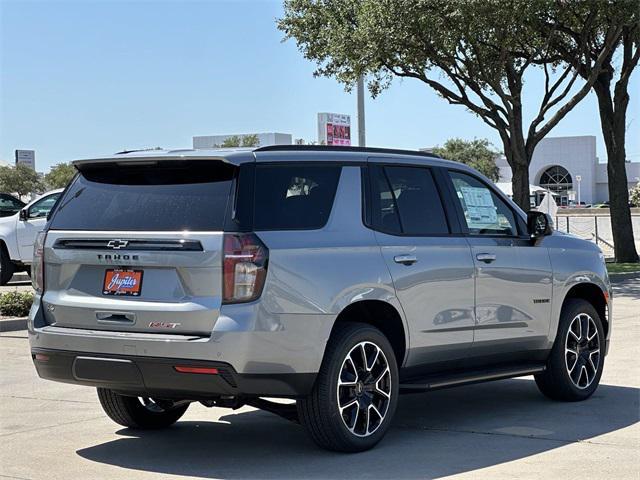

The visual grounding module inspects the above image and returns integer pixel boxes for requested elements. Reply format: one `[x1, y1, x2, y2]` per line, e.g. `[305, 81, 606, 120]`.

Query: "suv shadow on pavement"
[76, 378, 639, 479]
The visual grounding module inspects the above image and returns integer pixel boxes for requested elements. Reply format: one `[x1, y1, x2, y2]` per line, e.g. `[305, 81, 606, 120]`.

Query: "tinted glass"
[371, 165, 449, 235]
[369, 165, 401, 234]
[0, 194, 24, 215]
[0, 194, 24, 209]
[29, 193, 61, 218]
[49, 161, 235, 231]
[449, 171, 518, 236]
[253, 165, 341, 230]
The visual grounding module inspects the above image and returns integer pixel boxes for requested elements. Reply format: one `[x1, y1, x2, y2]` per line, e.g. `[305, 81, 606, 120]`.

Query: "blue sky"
[1, 0, 639, 172]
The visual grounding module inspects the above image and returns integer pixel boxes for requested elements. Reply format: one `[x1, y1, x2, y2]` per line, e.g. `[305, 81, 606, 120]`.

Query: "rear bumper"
[31, 348, 316, 399]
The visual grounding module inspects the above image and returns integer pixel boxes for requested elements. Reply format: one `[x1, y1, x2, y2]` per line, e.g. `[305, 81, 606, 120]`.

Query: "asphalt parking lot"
[1, 277, 638, 479]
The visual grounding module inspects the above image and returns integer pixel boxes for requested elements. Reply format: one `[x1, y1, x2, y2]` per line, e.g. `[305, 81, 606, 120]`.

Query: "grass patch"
[607, 263, 640, 274]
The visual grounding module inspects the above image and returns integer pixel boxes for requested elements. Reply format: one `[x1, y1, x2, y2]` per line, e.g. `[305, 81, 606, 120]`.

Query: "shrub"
[0, 291, 34, 317]
[630, 183, 640, 208]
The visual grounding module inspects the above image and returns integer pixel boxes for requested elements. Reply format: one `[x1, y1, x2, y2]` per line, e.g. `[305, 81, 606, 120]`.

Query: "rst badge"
[102, 269, 143, 296]
[148, 321, 181, 329]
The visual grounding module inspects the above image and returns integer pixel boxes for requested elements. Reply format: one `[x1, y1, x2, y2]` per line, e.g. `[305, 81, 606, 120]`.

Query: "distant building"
[496, 136, 640, 206]
[193, 133, 292, 149]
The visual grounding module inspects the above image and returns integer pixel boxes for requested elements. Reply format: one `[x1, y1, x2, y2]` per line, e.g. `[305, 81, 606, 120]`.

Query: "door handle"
[394, 254, 418, 265]
[476, 253, 497, 263]
[96, 311, 136, 324]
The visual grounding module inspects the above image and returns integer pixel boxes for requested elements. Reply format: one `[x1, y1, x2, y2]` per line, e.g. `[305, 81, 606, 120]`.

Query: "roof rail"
[254, 144, 441, 159]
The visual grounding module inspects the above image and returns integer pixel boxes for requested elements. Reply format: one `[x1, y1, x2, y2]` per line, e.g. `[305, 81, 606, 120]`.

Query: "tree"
[630, 183, 640, 208]
[45, 163, 76, 189]
[279, 0, 622, 211]
[0, 165, 43, 199]
[241, 134, 260, 147]
[432, 138, 500, 181]
[221, 135, 243, 148]
[539, 1, 638, 261]
[219, 135, 261, 148]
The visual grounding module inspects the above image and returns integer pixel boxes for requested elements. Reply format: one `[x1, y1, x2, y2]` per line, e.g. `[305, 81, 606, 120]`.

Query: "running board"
[399, 364, 546, 393]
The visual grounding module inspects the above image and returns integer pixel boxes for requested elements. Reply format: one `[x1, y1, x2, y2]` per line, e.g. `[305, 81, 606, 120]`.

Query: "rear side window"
[0, 194, 24, 211]
[253, 164, 341, 230]
[49, 161, 235, 231]
[369, 165, 449, 235]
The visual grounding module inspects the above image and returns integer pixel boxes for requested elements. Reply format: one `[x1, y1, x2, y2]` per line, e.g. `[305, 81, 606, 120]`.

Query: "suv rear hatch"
[41, 159, 237, 336]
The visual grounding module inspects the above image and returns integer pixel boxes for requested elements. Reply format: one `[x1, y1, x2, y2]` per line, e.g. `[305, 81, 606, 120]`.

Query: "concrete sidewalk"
[0, 278, 638, 479]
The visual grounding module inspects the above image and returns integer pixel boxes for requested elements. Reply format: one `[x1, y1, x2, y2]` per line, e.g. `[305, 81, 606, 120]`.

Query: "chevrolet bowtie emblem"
[106, 239, 129, 250]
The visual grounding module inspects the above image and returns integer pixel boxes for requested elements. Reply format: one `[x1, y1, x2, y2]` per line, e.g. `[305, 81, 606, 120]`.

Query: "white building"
[496, 136, 640, 206]
[193, 132, 292, 149]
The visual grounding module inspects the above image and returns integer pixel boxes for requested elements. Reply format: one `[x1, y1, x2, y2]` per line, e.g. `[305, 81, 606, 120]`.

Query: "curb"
[0, 317, 28, 332]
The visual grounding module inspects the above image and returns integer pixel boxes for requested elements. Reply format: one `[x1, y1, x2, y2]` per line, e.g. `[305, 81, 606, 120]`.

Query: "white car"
[0, 189, 63, 285]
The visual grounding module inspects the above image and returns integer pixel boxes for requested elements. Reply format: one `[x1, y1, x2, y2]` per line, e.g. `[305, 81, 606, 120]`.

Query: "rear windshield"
[48, 161, 235, 231]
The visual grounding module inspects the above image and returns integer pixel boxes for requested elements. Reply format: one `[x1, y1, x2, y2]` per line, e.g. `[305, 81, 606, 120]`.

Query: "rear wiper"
[55, 187, 85, 213]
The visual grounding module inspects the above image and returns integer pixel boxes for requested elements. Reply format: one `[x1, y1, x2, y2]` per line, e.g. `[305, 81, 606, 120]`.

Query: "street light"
[576, 174, 582, 206]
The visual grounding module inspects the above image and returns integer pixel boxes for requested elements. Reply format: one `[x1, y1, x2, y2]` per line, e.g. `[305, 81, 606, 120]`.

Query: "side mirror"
[527, 211, 553, 239]
[19, 209, 28, 221]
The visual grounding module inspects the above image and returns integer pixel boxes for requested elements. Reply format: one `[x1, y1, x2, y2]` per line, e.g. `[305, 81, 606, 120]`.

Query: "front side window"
[449, 171, 517, 236]
[369, 165, 449, 235]
[29, 193, 61, 218]
[253, 164, 341, 230]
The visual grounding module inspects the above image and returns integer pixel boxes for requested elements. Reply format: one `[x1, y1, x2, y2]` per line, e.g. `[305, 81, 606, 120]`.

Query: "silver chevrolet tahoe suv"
[29, 145, 612, 452]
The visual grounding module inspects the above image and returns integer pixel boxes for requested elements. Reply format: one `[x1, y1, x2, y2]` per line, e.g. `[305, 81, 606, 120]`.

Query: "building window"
[539, 165, 573, 196]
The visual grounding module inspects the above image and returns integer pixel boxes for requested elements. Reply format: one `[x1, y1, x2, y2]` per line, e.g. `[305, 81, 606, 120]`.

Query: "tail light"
[222, 233, 268, 304]
[32, 231, 46, 293]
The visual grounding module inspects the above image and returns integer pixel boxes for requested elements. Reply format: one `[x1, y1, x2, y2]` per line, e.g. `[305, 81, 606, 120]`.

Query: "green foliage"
[0, 165, 44, 198]
[0, 291, 34, 317]
[630, 183, 640, 207]
[241, 134, 260, 147]
[221, 136, 243, 148]
[45, 163, 76, 189]
[279, 0, 623, 210]
[219, 135, 261, 148]
[432, 138, 500, 181]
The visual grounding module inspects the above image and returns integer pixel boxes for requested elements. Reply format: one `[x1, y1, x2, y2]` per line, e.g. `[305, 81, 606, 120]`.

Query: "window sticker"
[459, 186, 498, 228]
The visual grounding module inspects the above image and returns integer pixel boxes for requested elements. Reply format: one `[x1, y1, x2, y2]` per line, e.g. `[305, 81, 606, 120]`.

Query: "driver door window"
[28, 193, 60, 219]
[17, 192, 61, 261]
[449, 171, 518, 236]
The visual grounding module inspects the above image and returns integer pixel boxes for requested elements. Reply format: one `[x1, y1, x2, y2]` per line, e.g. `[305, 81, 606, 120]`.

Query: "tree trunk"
[501, 133, 531, 212]
[510, 158, 531, 212]
[499, 102, 532, 212]
[594, 77, 639, 263]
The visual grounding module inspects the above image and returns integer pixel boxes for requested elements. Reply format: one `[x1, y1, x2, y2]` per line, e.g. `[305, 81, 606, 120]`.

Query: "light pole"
[576, 174, 582, 206]
[357, 75, 366, 147]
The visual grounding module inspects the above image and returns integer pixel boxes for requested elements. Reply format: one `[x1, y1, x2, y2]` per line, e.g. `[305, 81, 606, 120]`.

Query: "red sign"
[326, 123, 351, 146]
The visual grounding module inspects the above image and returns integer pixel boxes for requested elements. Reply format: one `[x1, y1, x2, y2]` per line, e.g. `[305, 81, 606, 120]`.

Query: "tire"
[535, 298, 605, 401]
[0, 246, 15, 286]
[97, 388, 189, 429]
[297, 322, 399, 452]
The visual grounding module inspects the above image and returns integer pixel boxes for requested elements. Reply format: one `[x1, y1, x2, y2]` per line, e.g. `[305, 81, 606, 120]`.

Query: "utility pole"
[357, 76, 366, 147]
